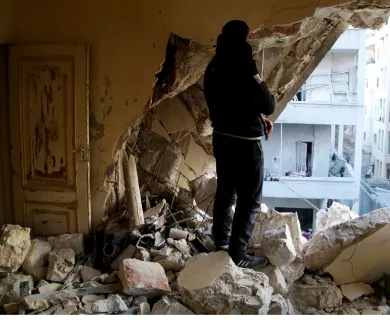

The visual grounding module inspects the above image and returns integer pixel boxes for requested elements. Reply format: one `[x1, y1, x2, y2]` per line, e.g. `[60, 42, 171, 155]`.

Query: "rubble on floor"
[0, 200, 389, 315]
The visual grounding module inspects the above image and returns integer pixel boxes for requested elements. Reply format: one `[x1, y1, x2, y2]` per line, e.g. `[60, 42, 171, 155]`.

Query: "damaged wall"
[1, 0, 390, 228]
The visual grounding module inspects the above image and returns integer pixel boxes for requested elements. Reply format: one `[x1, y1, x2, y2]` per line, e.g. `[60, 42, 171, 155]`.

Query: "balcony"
[277, 101, 362, 125]
[263, 176, 358, 200]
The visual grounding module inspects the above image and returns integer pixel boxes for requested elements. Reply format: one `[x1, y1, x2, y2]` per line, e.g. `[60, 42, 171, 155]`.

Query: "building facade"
[364, 20, 390, 179]
[261, 27, 366, 232]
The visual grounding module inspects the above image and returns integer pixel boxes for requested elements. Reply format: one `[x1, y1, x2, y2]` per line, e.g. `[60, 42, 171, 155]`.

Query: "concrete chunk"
[22, 239, 51, 280]
[258, 265, 288, 295]
[340, 282, 374, 302]
[0, 225, 31, 273]
[178, 251, 273, 315]
[0, 273, 34, 307]
[81, 266, 102, 283]
[268, 294, 296, 315]
[47, 233, 84, 255]
[288, 275, 342, 311]
[46, 248, 75, 282]
[315, 202, 358, 233]
[151, 296, 195, 315]
[81, 295, 105, 304]
[251, 210, 303, 258]
[280, 258, 305, 287]
[38, 283, 63, 294]
[91, 294, 128, 314]
[111, 244, 137, 271]
[118, 259, 170, 297]
[305, 208, 390, 285]
[261, 224, 297, 267]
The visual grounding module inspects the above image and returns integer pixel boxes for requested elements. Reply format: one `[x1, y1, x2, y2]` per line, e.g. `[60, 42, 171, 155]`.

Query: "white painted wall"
[262, 124, 331, 177]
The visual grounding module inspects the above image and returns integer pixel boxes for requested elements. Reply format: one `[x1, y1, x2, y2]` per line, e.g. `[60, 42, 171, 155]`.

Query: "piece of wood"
[124, 154, 144, 229]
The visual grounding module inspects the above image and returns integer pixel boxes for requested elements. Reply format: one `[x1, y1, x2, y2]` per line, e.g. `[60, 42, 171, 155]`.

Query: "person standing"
[204, 20, 275, 268]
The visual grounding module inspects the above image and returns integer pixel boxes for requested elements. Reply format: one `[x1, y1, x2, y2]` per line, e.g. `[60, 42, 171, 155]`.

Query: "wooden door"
[9, 45, 90, 236]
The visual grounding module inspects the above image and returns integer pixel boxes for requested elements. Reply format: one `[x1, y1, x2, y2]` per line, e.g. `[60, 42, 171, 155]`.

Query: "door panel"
[9, 45, 90, 236]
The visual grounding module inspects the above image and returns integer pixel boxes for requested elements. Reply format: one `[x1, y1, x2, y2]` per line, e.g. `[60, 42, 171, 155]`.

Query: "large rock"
[118, 259, 171, 297]
[22, 239, 52, 280]
[268, 294, 296, 315]
[91, 294, 128, 314]
[46, 248, 75, 282]
[280, 258, 305, 287]
[258, 265, 288, 295]
[261, 224, 296, 267]
[0, 225, 31, 272]
[0, 273, 34, 307]
[178, 251, 273, 315]
[304, 208, 390, 284]
[47, 233, 84, 255]
[151, 296, 195, 315]
[251, 210, 303, 258]
[315, 202, 358, 233]
[288, 276, 343, 311]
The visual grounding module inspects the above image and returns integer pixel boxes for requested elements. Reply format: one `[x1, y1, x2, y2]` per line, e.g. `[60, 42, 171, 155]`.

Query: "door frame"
[0, 45, 13, 228]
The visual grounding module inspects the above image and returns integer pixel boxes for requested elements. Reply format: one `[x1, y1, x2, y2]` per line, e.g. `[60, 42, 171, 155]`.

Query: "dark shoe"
[234, 254, 268, 269]
[216, 245, 229, 252]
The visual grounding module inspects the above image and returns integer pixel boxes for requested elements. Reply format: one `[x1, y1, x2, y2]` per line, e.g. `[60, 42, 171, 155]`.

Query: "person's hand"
[264, 118, 274, 135]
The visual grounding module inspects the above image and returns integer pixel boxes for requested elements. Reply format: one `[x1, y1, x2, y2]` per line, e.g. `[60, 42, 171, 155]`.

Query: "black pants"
[212, 133, 264, 261]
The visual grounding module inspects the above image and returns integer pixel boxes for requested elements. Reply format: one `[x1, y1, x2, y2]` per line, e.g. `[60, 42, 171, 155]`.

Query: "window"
[377, 77, 380, 88]
[366, 79, 369, 88]
[364, 132, 366, 140]
[374, 133, 377, 144]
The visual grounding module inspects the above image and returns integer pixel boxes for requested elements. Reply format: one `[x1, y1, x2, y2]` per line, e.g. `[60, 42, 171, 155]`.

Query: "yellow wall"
[1, 0, 348, 228]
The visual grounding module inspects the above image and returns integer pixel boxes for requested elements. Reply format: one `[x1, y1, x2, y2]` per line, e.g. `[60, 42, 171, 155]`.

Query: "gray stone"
[91, 294, 128, 314]
[138, 301, 151, 315]
[261, 224, 297, 267]
[151, 245, 173, 258]
[151, 296, 195, 315]
[315, 202, 358, 233]
[288, 276, 343, 311]
[251, 210, 303, 258]
[258, 265, 288, 295]
[47, 233, 84, 255]
[22, 239, 51, 280]
[38, 283, 63, 294]
[280, 257, 305, 287]
[81, 266, 102, 282]
[133, 296, 148, 306]
[81, 295, 105, 304]
[156, 256, 185, 272]
[169, 228, 188, 240]
[166, 270, 176, 283]
[111, 245, 137, 271]
[118, 259, 170, 297]
[169, 239, 191, 258]
[304, 208, 390, 276]
[134, 249, 151, 262]
[46, 248, 75, 282]
[0, 273, 34, 307]
[36, 279, 50, 288]
[268, 294, 296, 315]
[178, 251, 273, 315]
[54, 305, 78, 315]
[0, 225, 31, 272]
[143, 200, 166, 219]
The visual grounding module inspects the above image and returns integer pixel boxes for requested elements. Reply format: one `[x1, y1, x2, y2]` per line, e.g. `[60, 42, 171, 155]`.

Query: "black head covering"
[215, 20, 255, 73]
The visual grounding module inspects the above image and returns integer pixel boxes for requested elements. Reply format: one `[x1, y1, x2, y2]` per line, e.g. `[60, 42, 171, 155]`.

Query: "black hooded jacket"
[204, 26, 275, 138]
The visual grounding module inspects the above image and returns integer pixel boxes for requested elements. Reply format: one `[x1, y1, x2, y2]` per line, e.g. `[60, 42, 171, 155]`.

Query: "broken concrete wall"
[1, 0, 390, 228]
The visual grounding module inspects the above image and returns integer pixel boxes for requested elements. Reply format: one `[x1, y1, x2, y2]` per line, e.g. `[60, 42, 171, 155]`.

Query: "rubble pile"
[0, 200, 389, 315]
